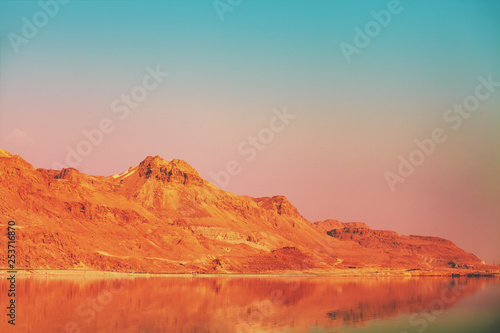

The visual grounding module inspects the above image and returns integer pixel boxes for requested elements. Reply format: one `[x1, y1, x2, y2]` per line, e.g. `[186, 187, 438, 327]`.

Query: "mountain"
[0, 149, 492, 274]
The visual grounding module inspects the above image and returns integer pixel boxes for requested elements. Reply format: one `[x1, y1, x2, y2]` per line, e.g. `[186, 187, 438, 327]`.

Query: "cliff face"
[314, 221, 482, 269]
[0, 150, 486, 273]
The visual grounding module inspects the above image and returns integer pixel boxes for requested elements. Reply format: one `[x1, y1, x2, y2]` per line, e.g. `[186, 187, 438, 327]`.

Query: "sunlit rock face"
[0, 150, 487, 273]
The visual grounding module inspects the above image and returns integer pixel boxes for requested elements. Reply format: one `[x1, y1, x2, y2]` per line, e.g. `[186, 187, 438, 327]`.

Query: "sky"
[0, 0, 499, 264]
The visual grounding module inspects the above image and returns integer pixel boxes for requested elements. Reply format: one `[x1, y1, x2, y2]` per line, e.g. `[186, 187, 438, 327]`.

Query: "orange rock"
[0, 150, 492, 274]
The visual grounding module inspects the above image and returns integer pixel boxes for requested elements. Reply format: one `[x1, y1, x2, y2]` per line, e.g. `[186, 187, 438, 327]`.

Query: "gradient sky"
[1, 0, 499, 263]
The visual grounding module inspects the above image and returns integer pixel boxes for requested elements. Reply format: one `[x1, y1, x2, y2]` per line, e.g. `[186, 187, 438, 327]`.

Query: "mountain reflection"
[0, 275, 493, 333]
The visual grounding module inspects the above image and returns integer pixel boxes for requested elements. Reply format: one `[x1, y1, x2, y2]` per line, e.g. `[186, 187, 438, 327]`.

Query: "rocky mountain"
[0, 149, 490, 273]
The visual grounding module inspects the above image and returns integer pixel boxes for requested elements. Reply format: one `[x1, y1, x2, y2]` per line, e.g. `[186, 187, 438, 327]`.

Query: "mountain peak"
[140, 155, 169, 168]
[255, 195, 302, 218]
[170, 158, 199, 174]
[136, 155, 203, 186]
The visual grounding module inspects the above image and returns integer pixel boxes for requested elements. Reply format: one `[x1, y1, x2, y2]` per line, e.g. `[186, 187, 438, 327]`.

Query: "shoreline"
[1, 268, 499, 278]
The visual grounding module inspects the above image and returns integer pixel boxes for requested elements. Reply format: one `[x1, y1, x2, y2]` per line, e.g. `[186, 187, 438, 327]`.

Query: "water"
[1, 275, 498, 333]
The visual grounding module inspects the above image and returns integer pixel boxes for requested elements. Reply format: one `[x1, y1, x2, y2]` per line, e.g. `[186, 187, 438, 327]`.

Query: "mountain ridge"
[0, 149, 494, 274]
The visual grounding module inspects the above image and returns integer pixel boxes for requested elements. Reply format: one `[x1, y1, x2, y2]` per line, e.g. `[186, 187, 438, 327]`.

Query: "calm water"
[1, 275, 499, 333]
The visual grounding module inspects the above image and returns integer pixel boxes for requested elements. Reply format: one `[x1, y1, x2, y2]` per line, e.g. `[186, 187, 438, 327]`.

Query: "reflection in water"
[0, 275, 496, 332]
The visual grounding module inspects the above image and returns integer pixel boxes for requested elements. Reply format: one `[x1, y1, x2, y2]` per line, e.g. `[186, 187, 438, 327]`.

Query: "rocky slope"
[315, 220, 484, 269]
[0, 149, 490, 273]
